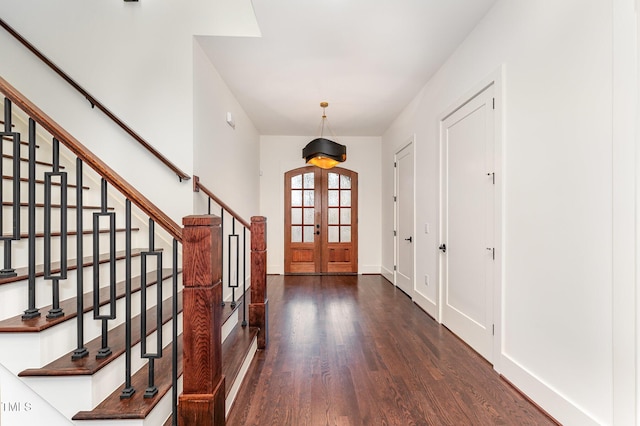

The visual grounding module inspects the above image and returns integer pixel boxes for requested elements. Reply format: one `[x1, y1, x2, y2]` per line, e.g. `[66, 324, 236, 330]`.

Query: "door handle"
[404, 236, 412, 243]
[439, 243, 446, 253]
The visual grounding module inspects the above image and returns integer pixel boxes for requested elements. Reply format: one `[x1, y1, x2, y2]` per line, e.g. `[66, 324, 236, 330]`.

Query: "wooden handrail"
[0, 18, 191, 182]
[193, 176, 251, 229]
[0, 76, 183, 241]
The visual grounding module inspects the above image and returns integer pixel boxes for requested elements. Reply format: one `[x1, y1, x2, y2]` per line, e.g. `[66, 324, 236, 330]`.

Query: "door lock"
[439, 243, 447, 253]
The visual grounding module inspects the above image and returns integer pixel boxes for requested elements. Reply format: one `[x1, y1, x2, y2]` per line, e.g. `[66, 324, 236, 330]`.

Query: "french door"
[284, 166, 358, 274]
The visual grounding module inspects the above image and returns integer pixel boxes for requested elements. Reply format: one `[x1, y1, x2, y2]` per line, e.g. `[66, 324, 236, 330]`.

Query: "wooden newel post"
[179, 215, 225, 426]
[249, 216, 268, 349]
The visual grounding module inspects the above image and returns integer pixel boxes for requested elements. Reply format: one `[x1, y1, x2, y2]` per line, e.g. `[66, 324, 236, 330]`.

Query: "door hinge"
[486, 247, 495, 260]
[394, 265, 397, 271]
[393, 195, 397, 202]
[492, 98, 495, 109]
[394, 162, 397, 168]
[487, 172, 495, 184]
[492, 324, 495, 335]
[393, 230, 397, 237]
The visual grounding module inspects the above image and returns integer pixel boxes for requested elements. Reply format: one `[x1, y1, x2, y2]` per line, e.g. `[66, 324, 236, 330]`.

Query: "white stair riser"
[0, 277, 178, 373]
[0, 258, 181, 322]
[225, 335, 258, 417]
[23, 314, 183, 419]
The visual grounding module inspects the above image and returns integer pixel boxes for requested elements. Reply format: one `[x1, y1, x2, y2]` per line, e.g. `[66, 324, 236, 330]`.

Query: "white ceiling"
[198, 0, 497, 136]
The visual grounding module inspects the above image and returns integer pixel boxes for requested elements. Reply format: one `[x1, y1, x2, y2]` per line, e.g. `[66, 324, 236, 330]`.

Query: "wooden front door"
[284, 166, 358, 274]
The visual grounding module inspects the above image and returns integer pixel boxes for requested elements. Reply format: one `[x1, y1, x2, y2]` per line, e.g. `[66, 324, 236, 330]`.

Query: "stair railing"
[0, 76, 183, 422]
[1, 76, 268, 424]
[193, 176, 250, 323]
[193, 176, 268, 351]
[0, 18, 191, 182]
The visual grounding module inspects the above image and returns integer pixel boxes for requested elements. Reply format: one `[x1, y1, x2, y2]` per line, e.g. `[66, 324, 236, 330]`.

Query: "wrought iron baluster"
[229, 217, 238, 309]
[44, 138, 67, 319]
[141, 219, 162, 398]
[171, 238, 178, 425]
[1, 97, 19, 279]
[72, 158, 88, 359]
[22, 118, 39, 319]
[94, 178, 116, 359]
[121, 199, 135, 398]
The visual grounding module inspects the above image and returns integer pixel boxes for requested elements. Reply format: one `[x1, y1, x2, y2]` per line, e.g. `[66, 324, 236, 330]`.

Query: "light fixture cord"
[317, 104, 336, 139]
[321, 105, 327, 137]
[324, 111, 337, 139]
[318, 102, 336, 139]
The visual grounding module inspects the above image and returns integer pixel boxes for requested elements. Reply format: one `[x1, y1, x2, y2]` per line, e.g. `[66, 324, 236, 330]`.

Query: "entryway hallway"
[227, 275, 556, 425]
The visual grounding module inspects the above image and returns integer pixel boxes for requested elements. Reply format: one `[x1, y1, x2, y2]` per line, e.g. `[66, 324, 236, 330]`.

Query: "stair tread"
[0, 247, 153, 286]
[3, 201, 112, 209]
[222, 324, 259, 398]
[73, 335, 184, 420]
[221, 289, 251, 325]
[2, 134, 38, 147]
[3, 227, 140, 239]
[72, 324, 259, 420]
[3, 175, 89, 189]
[0, 265, 176, 332]
[161, 323, 259, 426]
[2, 153, 65, 169]
[20, 292, 183, 377]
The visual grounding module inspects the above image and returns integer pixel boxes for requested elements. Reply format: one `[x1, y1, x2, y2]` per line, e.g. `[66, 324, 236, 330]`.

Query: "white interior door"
[441, 85, 495, 362]
[395, 143, 414, 296]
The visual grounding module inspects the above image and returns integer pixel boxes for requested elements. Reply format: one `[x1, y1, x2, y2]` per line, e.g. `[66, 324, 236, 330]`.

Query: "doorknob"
[439, 243, 447, 253]
[405, 236, 412, 243]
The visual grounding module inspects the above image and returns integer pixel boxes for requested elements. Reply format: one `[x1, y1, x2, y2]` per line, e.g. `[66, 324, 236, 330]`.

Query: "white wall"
[192, 39, 261, 304]
[0, 0, 258, 224]
[382, 1, 637, 424]
[260, 135, 381, 275]
[193, 39, 261, 220]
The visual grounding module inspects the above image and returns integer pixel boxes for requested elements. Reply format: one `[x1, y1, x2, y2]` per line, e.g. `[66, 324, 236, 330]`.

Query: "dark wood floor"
[227, 275, 556, 426]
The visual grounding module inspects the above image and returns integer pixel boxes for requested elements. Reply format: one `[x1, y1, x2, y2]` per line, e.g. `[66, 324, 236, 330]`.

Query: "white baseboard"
[380, 266, 394, 284]
[412, 292, 437, 319]
[499, 353, 601, 425]
[359, 265, 381, 275]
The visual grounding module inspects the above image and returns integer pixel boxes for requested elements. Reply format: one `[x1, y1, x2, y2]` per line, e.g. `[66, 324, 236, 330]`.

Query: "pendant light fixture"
[302, 102, 346, 169]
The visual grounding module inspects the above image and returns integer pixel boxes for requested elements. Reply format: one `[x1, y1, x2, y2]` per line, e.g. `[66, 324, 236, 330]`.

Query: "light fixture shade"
[302, 138, 346, 169]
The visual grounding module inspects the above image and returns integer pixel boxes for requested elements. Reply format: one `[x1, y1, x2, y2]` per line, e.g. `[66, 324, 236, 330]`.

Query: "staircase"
[0, 77, 266, 425]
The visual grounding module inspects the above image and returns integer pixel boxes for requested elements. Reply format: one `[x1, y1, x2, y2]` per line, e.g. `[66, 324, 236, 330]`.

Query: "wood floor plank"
[226, 275, 558, 426]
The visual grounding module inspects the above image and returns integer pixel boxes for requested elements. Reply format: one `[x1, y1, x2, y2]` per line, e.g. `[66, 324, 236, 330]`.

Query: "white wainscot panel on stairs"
[0, 363, 71, 425]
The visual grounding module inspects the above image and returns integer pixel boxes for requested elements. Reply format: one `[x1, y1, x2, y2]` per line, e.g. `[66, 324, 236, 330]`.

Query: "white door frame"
[437, 68, 503, 371]
[394, 138, 415, 297]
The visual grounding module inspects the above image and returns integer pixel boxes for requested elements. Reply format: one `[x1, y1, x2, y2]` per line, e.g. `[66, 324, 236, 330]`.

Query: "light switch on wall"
[226, 112, 236, 129]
